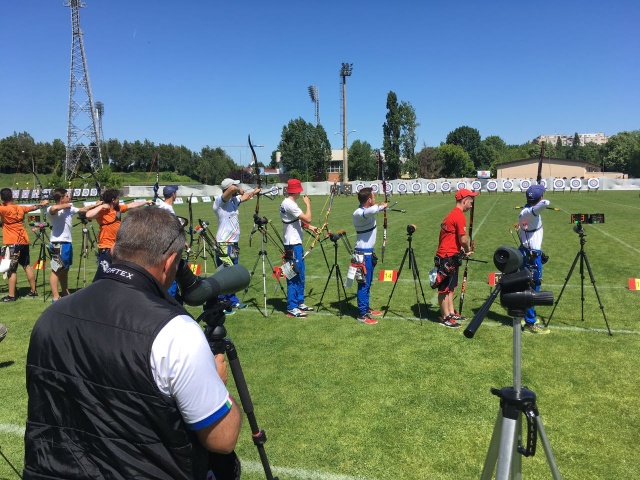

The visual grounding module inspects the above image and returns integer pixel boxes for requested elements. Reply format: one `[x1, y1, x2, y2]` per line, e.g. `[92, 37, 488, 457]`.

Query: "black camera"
[253, 214, 269, 226]
[573, 221, 584, 235]
[407, 224, 416, 235]
[174, 259, 250, 306]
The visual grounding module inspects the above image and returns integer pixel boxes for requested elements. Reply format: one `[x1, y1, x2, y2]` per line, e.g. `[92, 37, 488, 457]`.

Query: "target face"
[397, 183, 407, 193]
[356, 183, 365, 192]
[487, 181, 498, 191]
[456, 181, 467, 191]
[588, 178, 600, 189]
[540, 179, 548, 189]
[554, 179, 565, 189]
[570, 179, 582, 189]
[503, 180, 513, 190]
[471, 181, 482, 191]
[520, 180, 531, 190]
[411, 182, 422, 192]
[441, 182, 451, 192]
[384, 183, 393, 194]
[371, 184, 379, 193]
[426, 182, 437, 193]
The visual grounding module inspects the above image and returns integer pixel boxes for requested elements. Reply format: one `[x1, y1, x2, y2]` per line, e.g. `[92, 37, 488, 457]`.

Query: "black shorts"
[13, 244, 31, 268]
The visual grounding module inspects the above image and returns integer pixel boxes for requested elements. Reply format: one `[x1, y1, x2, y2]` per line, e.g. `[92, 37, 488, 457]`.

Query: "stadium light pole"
[340, 62, 353, 184]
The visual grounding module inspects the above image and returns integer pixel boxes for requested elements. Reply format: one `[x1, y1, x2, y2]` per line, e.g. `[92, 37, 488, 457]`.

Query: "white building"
[533, 133, 608, 147]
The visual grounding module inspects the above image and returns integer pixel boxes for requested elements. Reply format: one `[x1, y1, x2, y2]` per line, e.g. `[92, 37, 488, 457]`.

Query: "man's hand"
[215, 354, 228, 385]
[303, 195, 311, 208]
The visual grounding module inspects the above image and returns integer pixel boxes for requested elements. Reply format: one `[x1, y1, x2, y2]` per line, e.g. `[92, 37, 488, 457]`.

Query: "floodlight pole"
[340, 63, 353, 184]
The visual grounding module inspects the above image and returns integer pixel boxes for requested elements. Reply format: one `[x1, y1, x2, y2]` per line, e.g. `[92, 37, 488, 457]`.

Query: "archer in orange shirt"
[0, 188, 49, 302]
[85, 189, 153, 282]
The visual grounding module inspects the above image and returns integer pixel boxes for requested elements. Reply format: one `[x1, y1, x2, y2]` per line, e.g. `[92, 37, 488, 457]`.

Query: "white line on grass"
[0, 424, 372, 480]
[588, 226, 640, 255]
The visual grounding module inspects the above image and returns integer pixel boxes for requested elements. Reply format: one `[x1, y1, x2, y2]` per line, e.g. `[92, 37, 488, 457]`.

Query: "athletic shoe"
[452, 311, 466, 322]
[439, 316, 461, 329]
[521, 318, 541, 327]
[367, 309, 383, 317]
[287, 308, 308, 318]
[524, 322, 550, 334]
[233, 302, 247, 309]
[357, 314, 378, 325]
[1, 296, 16, 303]
[27, 291, 38, 297]
[223, 309, 236, 316]
[298, 304, 314, 312]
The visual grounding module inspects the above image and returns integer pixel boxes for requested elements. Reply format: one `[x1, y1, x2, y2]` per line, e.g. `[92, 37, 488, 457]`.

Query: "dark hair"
[0, 188, 13, 202]
[102, 189, 121, 204]
[52, 188, 68, 203]
[358, 187, 373, 205]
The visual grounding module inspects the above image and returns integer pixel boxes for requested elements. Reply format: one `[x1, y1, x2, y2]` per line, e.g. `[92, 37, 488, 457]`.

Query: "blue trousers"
[285, 244, 305, 311]
[519, 247, 542, 324]
[356, 249, 375, 316]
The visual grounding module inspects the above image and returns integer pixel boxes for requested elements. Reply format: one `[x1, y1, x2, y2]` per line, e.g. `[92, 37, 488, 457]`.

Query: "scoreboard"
[570, 213, 605, 224]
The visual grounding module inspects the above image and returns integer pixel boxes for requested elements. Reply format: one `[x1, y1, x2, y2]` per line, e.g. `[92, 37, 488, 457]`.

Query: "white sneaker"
[286, 308, 308, 318]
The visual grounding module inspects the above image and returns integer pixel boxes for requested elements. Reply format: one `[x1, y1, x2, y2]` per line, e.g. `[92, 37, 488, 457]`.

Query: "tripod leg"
[383, 248, 409, 317]
[481, 410, 503, 480]
[241, 249, 263, 304]
[535, 415, 563, 479]
[260, 250, 268, 317]
[581, 252, 612, 336]
[580, 252, 585, 321]
[495, 415, 519, 480]
[545, 251, 580, 327]
[317, 265, 336, 309]
[408, 248, 425, 321]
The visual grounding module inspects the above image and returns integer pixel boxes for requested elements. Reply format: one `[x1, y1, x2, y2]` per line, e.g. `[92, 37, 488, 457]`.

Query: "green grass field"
[1, 190, 639, 479]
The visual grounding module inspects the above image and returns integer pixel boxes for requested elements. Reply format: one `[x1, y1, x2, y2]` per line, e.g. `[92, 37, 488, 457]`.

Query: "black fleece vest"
[24, 261, 208, 479]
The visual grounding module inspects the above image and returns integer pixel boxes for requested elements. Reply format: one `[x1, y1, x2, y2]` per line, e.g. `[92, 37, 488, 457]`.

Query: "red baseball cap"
[455, 188, 478, 201]
[287, 179, 303, 194]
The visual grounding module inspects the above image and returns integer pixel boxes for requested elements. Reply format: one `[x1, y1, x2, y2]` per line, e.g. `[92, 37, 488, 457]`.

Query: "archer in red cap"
[432, 187, 476, 328]
[280, 179, 319, 317]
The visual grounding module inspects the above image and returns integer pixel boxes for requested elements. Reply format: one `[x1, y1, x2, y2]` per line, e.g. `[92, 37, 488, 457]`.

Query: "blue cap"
[163, 185, 178, 197]
[526, 184, 545, 201]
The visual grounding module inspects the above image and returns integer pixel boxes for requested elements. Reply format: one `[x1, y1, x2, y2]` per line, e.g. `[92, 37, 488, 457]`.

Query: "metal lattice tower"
[65, 0, 103, 180]
[308, 85, 320, 126]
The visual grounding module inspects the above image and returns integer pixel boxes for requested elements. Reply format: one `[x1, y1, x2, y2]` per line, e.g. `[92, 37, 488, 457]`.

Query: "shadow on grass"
[0, 361, 15, 369]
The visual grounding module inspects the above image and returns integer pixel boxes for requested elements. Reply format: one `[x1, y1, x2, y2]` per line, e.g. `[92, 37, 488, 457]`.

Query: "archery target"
[540, 179, 548, 189]
[553, 179, 565, 189]
[411, 182, 422, 193]
[502, 180, 513, 191]
[356, 183, 365, 192]
[371, 183, 380, 193]
[397, 183, 407, 193]
[471, 181, 482, 191]
[456, 181, 467, 191]
[270, 186, 279, 196]
[570, 178, 582, 189]
[11, 190, 20, 200]
[520, 179, 531, 190]
[487, 180, 498, 192]
[89, 188, 98, 197]
[441, 181, 451, 192]
[384, 183, 393, 194]
[426, 182, 437, 193]
[588, 178, 600, 189]
[81, 189, 90, 197]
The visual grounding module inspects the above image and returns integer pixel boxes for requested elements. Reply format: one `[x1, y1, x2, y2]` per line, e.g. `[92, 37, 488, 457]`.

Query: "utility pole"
[65, 0, 103, 180]
[340, 63, 352, 184]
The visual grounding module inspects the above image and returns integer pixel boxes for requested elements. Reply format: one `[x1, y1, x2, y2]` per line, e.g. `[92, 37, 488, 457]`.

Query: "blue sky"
[2, 0, 638, 166]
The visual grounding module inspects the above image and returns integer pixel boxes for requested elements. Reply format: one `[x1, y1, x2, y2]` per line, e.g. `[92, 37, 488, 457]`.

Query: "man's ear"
[164, 251, 178, 273]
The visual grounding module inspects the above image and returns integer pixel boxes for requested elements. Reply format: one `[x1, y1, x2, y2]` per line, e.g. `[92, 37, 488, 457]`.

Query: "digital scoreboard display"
[570, 213, 605, 224]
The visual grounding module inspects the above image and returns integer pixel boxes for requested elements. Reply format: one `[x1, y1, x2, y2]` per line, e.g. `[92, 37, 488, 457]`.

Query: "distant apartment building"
[533, 133, 608, 147]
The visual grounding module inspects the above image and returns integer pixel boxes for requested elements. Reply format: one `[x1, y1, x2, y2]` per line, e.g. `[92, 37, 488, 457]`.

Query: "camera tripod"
[32, 225, 51, 302]
[545, 226, 612, 336]
[75, 220, 99, 290]
[383, 229, 428, 323]
[197, 301, 279, 480]
[480, 309, 561, 479]
[316, 233, 349, 317]
[242, 221, 286, 317]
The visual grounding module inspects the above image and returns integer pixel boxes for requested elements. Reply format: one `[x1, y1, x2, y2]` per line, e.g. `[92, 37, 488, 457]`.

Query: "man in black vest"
[24, 207, 242, 479]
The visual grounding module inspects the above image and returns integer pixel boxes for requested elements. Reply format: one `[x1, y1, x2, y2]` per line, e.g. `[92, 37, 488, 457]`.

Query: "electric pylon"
[65, 0, 103, 180]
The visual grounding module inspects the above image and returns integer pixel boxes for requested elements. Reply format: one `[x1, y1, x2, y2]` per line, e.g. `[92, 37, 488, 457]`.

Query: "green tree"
[399, 101, 419, 176]
[276, 118, 331, 181]
[436, 144, 474, 178]
[601, 131, 640, 173]
[198, 146, 236, 186]
[446, 126, 481, 168]
[415, 145, 441, 178]
[348, 140, 376, 180]
[382, 91, 402, 179]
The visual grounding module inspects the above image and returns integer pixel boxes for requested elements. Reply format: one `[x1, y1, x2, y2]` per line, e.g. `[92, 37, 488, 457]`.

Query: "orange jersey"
[96, 204, 129, 249]
[0, 204, 33, 245]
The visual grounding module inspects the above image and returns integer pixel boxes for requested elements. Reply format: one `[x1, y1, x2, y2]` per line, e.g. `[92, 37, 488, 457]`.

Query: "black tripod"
[383, 227, 428, 322]
[242, 219, 285, 317]
[316, 233, 349, 317]
[545, 223, 611, 336]
[75, 219, 98, 290]
[31, 224, 50, 302]
[197, 302, 279, 480]
[481, 309, 562, 479]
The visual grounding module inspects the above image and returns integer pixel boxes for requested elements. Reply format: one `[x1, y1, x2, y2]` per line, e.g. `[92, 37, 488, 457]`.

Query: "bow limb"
[302, 185, 335, 259]
[249, 135, 260, 217]
[188, 193, 194, 248]
[537, 141, 545, 185]
[380, 151, 388, 263]
[458, 197, 475, 315]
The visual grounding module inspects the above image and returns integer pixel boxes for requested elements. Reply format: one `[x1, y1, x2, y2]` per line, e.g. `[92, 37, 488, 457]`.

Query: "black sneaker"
[1, 295, 16, 302]
[27, 291, 38, 297]
[452, 311, 466, 322]
[439, 316, 461, 328]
